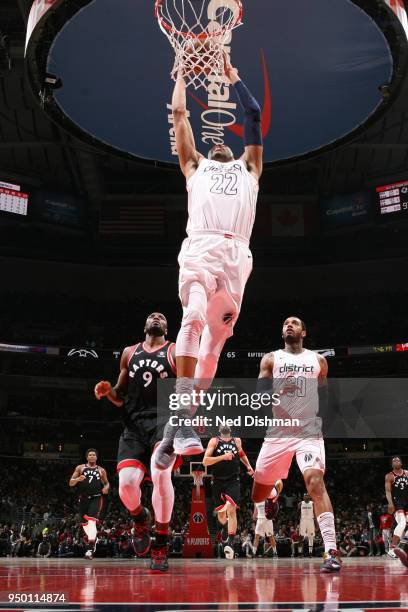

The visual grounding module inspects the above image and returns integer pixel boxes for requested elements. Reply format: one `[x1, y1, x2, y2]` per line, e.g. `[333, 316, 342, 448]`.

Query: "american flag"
[99, 204, 165, 235]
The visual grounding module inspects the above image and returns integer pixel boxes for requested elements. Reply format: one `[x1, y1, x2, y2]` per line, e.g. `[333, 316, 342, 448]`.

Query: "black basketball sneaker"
[150, 545, 169, 572]
[131, 507, 151, 557]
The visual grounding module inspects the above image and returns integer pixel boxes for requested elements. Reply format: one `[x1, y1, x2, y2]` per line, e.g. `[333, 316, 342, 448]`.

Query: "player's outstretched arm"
[172, 69, 203, 179]
[224, 53, 263, 180]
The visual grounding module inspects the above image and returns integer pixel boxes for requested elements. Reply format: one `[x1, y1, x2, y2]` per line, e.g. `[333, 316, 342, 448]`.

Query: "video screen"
[0, 181, 29, 216]
[376, 180, 408, 216]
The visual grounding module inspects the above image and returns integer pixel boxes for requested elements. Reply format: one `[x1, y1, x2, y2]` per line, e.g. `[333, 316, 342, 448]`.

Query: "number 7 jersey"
[186, 158, 259, 241]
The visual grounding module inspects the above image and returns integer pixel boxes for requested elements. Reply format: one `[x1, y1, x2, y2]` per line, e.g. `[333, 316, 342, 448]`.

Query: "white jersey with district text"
[272, 349, 321, 433]
[300, 500, 314, 521]
[256, 501, 266, 519]
[186, 158, 259, 241]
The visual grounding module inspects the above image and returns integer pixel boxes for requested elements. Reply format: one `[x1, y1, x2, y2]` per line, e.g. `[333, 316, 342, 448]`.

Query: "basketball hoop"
[155, 0, 243, 89]
[192, 469, 204, 499]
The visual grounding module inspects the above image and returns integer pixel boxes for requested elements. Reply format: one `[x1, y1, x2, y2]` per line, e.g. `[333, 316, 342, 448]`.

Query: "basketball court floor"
[1, 557, 407, 611]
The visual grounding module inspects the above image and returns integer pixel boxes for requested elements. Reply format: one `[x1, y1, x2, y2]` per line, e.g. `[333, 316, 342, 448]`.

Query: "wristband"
[233, 79, 262, 146]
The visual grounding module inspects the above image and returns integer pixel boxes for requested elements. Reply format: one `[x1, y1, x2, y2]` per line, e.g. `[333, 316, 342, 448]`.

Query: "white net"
[155, 0, 243, 89]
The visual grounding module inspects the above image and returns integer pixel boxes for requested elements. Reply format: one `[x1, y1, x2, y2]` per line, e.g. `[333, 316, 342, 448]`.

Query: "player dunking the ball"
[94, 313, 178, 572]
[252, 316, 341, 572]
[69, 449, 109, 560]
[155, 54, 263, 469]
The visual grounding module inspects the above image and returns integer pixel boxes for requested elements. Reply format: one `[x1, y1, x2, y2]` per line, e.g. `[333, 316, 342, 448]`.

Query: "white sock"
[317, 512, 337, 553]
[82, 522, 90, 539]
[83, 519, 97, 542]
[87, 519, 97, 543]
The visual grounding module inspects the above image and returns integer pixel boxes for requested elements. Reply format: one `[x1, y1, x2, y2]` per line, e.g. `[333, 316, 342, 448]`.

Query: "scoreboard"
[0, 181, 28, 216]
[376, 180, 408, 216]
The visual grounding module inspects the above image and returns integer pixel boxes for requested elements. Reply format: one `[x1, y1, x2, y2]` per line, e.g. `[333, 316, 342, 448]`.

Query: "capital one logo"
[193, 512, 204, 524]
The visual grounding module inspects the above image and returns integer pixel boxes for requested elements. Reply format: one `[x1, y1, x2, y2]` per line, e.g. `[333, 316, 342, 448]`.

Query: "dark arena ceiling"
[1, 0, 408, 266]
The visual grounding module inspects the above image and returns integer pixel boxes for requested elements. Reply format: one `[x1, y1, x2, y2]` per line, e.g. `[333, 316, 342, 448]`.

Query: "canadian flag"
[271, 204, 304, 237]
[385, 0, 408, 39]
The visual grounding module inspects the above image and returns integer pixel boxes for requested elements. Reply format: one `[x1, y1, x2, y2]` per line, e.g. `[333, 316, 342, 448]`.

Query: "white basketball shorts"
[255, 437, 326, 486]
[178, 232, 253, 326]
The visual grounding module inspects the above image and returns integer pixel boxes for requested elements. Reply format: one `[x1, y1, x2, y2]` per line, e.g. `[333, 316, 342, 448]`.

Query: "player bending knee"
[155, 53, 263, 469]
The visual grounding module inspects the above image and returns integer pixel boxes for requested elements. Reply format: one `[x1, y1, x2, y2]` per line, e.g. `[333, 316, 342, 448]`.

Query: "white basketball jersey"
[186, 158, 259, 241]
[256, 501, 266, 520]
[272, 349, 321, 426]
[300, 500, 314, 521]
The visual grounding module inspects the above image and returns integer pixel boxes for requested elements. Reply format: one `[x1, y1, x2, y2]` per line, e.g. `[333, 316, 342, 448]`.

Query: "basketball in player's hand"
[94, 380, 111, 399]
[183, 39, 214, 75]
